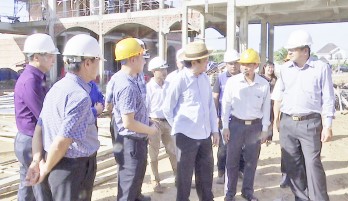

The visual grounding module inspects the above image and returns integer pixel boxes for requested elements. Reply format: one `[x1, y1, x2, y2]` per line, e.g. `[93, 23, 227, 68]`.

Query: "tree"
[273, 47, 288, 64]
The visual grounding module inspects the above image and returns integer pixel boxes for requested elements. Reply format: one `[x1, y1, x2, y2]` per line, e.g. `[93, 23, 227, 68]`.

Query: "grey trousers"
[114, 135, 148, 201]
[280, 114, 329, 201]
[175, 133, 214, 201]
[14, 132, 52, 201]
[225, 119, 261, 200]
[48, 153, 97, 201]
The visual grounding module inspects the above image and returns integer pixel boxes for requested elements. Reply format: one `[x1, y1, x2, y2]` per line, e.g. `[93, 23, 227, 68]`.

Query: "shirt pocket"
[251, 91, 264, 111]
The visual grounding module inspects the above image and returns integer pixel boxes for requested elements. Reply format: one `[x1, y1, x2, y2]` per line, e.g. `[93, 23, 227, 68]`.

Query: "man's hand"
[25, 160, 40, 186]
[260, 131, 269, 144]
[321, 128, 333, 142]
[212, 132, 220, 147]
[222, 128, 230, 142]
[37, 160, 50, 184]
[149, 122, 159, 136]
[95, 102, 104, 116]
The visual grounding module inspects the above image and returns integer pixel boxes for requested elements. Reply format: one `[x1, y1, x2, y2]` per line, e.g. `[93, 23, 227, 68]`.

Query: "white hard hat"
[176, 48, 184, 62]
[285, 30, 313, 49]
[224, 50, 240, 62]
[135, 38, 150, 59]
[63, 34, 104, 60]
[148, 56, 168, 71]
[23, 33, 60, 54]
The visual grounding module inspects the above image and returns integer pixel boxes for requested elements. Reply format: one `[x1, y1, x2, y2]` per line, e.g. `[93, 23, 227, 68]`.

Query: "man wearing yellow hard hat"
[222, 48, 271, 201]
[112, 38, 159, 201]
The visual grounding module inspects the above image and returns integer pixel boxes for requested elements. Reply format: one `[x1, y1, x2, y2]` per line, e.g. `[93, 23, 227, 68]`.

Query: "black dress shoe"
[280, 173, 290, 188]
[135, 194, 151, 201]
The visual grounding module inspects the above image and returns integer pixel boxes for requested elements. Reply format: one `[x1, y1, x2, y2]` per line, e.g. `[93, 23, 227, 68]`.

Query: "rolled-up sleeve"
[118, 86, 137, 115]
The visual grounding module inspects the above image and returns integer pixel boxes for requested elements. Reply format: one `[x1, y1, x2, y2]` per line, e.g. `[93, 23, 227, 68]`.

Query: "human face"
[226, 61, 240, 75]
[287, 46, 308, 63]
[240, 63, 258, 77]
[133, 54, 146, 73]
[264, 64, 274, 76]
[85, 58, 100, 81]
[192, 57, 208, 75]
[153, 68, 168, 80]
[38, 53, 56, 73]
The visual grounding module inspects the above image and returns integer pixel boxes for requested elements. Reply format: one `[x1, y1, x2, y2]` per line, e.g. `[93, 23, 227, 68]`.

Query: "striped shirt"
[39, 73, 99, 158]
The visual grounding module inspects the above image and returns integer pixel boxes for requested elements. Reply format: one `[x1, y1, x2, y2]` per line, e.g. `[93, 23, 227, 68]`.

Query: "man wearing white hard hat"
[146, 57, 177, 193]
[272, 30, 334, 201]
[212, 50, 245, 184]
[14, 33, 59, 201]
[26, 34, 103, 201]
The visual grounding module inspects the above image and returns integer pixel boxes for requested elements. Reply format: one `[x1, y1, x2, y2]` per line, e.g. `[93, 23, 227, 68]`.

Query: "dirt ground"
[1, 113, 348, 201]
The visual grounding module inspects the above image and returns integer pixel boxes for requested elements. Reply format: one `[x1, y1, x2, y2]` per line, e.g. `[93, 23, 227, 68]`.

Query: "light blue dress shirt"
[221, 73, 271, 132]
[162, 67, 218, 140]
[271, 57, 335, 127]
[39, 73, 99, 158]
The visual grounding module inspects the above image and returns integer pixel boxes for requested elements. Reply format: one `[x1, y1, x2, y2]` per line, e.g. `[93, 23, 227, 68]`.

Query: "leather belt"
[284, 113, 321, 121]
[124, 135, 148, 141]
[151, 117, 167, 122]
[230, 116, 261, 125]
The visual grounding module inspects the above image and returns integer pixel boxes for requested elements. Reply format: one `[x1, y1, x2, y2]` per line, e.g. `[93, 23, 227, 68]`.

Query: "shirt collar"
[286, 57, 315, 69]
[25, 64, 46, 80]
[149, 78, 167, 89]
[236, 73, 262, 84]
[65, 72, 91, 93]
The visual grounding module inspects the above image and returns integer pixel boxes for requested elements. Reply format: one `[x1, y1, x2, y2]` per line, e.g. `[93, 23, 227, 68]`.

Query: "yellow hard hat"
[238, 48, 260, 64]
[115, 38, 143, 61]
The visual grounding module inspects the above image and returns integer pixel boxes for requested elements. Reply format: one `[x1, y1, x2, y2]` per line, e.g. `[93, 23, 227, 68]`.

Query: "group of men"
[14, 29, 334, 201]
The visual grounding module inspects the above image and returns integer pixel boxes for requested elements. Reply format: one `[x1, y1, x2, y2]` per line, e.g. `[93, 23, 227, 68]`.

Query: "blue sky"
[1, 0, 348, 53]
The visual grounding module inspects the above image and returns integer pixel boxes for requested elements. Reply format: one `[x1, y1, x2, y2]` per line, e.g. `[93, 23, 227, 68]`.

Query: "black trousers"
[48, 153, 97, 201]
[225, 119, 262, 200]
[175, 133, 214, 201]
[114, 134, 148, 201]
[217, 130, 245, 174]
[280, 113, 329, 201]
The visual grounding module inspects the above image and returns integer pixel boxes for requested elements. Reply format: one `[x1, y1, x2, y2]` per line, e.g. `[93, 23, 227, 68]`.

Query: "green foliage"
[209, 50, 224, 63]
[273, 47, 288, 64]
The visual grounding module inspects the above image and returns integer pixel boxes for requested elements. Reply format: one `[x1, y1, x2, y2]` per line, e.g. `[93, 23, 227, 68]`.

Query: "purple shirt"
[14, 64, 47, 136]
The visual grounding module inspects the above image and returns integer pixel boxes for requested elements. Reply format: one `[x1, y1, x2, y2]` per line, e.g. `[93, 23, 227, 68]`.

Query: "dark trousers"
[225, 119, 261, 200]
[14, 132, 52, 201]
[48, 153, 97, 201]
[217, 130, 245, 174]
[280, 114, 329, 201]
[114, 134, 148, 201]
[175, 133, 214, 201]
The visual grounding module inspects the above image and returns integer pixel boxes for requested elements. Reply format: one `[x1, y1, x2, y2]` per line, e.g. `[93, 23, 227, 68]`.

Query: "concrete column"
[200, 12, 205, 42]
[226, 0, 236, 50]
[159, 0, 164, 9]
[239, 8, 248, 52]
[260, 19, 267, 66]
[268, 23, 274, 62]
[137, 0, 141, 11]
[182, 4, 188, 48]
[159, 13, 165, 59]
[63, 0, 67, 17]
[48, 0, 57, 83]
[99, 0, 105, 88]
[99, 0, 104, 15]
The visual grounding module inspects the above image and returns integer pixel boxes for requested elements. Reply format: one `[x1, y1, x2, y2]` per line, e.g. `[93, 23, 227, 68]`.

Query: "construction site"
[1, 0, 348, 200]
